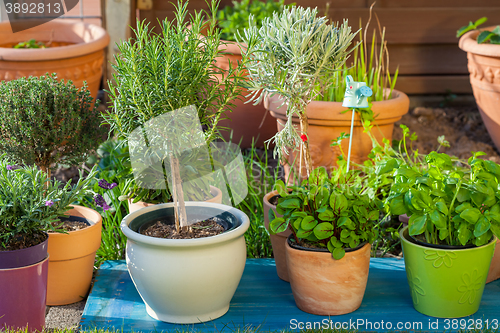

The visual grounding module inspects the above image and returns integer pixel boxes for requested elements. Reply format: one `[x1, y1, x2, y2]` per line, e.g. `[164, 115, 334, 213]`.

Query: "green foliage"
[240, 6, 357, 170]
[384, 137, 500, 246]
[0, 155, 98, 249]
[0, 74, 104, 173]
[14, 39, 46, 48]
[270, 167, 382, 259]
[104, 0, 248, 144]
[457, 17, 500, 44]
[217, 0, 287, 42]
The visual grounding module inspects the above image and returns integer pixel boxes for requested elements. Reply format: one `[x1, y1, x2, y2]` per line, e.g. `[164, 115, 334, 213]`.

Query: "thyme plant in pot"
[386, 137, 500, 317]
[111, 0, 251, 323]
[240, 5, 357, 281]
[0, 74, 106, 305]
[0, 156, 97, 331]
[269, 167, 381, 315]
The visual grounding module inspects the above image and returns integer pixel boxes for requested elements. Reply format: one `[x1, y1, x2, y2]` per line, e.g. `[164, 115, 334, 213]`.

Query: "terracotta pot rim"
[0, 255, 49, 271]
[459, 26, 500, 57]
[48, 205, 102, 238]
[266, 89, 409, 122]
[287, 234, 367, 253]
[0, 19, 110, 61]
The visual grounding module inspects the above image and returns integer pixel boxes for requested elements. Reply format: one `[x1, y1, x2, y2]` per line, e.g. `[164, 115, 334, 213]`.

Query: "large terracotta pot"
[214, 40, 277, 149]
[459, 27, 500, 151]
[128, 185, 223, 214]
[47, 205, 102, 305]
[285, 237, 371, 315]
[0, 20, 109, 100]
[265, 91, 409, 180]
[0, 235, 49, 332]
[263, 190, 291, 282]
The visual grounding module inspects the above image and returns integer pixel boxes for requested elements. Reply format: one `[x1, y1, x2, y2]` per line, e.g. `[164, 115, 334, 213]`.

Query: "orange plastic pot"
[128, 186, 223, 214]
[265, 91, 409, 180]
[47, 205, 102, 305]
[285, 238, 371, 315]
[263, 190, 291, 282]
[0, 20, 109, 100]
[459, 27, 500, 152]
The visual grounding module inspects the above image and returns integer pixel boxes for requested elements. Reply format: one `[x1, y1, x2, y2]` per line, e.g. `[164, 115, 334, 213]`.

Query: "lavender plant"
[240, 6, 357, 178]
[0, 74, 105, 178]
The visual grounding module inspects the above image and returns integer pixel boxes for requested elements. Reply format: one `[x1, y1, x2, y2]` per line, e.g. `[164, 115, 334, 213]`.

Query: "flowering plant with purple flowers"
[0, 155, 99, 250]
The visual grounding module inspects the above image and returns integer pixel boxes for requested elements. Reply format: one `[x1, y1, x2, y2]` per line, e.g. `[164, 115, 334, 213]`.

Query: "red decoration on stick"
[300, 134, 308, 142]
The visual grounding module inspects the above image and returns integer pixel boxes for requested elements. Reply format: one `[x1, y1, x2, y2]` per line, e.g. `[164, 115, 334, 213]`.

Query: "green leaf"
[457, 188, 471, 202]
[329, 193, 348, 212]
[275, 180, 288, 197]
[375, 158, 398, 175]
[390, 196, 408, 215]
[474, 216, 491, 237]
[318, 209, 334, 221]
[460, 208, 481, 224]
[458, 223, 472, 246]
[455, 202, 471, 214]
[478, 31, 494, 44]
[313, 222, 334, 240]
[484, 160, 500, 179]
[332, 247, 346, 260]
[270, 217, 287, 234]
[296, 228, 313, 239]
[293, 218, 302, 230]
[408, 214, 427, 236]
[280, 198, 300, 209]
[337, 216, 351, 227]
[301, 216, 318, 231]
[430, 209, 447, 229]
[439, 228, 449, 241]
[268, 208, 277, 225]
[436, 202, 449, 215]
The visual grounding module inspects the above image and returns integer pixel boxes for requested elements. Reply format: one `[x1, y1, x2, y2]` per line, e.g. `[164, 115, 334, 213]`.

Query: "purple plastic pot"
[0, 256, 49, 332]
[0, 233, 48, 269]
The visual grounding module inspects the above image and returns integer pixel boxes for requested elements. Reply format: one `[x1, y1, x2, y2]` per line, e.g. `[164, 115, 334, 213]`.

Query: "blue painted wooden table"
[80, 259, 500, 332]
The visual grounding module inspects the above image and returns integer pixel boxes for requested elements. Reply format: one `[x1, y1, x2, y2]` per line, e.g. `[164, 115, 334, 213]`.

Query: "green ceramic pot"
[400, 226, 496, 318]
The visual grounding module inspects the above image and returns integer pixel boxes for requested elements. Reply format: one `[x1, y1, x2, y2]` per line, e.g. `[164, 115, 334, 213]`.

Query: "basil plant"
[387, 151, 500, 247]
[269, 167, 382, 259]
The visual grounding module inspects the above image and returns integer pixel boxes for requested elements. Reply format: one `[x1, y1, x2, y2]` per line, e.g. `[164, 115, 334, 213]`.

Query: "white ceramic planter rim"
[121, 201, 250, 248]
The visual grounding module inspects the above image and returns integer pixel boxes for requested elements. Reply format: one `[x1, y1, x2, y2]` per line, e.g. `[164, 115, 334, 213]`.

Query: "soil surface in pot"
[51, 219, 90, 232]
[140, 219, 225, 239]
[0, 231, 47, 251]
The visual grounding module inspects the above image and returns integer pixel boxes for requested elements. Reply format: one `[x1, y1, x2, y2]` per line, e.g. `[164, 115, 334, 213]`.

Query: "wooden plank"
[373, 0, 500, 8]
[395, 75, 472, 94]
[385, 44, 469, 75]
[81, 259, 500, 332]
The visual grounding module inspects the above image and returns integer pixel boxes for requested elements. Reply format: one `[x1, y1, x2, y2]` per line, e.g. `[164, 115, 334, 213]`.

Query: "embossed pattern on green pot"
[400, 226, 496, 318]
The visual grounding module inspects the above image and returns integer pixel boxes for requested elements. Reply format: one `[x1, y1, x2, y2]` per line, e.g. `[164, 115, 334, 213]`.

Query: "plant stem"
[448, 180, 462, 246]
[299, 113, 312, 178]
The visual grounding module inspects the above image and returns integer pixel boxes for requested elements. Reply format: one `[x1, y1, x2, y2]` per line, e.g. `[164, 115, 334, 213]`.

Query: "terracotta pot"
[0, 20, 109, 100]
[265, 91, 409, 180]
[459, 27, 500, 152]
[285, 237, 371, 315]
[0, 256, 49, 332]
[47, 205, 102, 305]
[263, 190, 291, 282]
[486, 239, 500, 283]
[128, 185, 223, 214]
[213, 40, 277, 149]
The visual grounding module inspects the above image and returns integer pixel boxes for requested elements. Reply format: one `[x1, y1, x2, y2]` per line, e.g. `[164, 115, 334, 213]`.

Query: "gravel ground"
[45, 301, 85, 331]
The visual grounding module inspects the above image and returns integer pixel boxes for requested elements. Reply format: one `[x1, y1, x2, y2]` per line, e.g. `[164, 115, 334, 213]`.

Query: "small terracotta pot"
[285, 238, 371, 315]
[128, 185, 223, 214]
[0, 256, 49, 332]
[265, 91, 409, 180]
[459, 27, 500, 152]
[263, 190, 292, 282]
[0, 20, 109, 100]
[212, 40, 277, 149]
[47, 205, 102, 305]
[486, 239, 500, 283]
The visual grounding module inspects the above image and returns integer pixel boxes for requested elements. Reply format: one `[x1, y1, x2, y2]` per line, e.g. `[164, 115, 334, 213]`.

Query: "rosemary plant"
[240, 6, 357, 177]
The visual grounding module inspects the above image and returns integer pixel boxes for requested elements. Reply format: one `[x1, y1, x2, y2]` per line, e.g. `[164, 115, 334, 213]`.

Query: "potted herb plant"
[240, 5, 357, 281]
[269, 167, 381, 315]
[0, 156, 97, 331]
[264, 12, 409, 181]
[110, 0, 251, 323]
[0, 74, 106, 305]
[212, 0, 288, 148]
[386, 130, 500, 317]
[0, 20, 109, 99]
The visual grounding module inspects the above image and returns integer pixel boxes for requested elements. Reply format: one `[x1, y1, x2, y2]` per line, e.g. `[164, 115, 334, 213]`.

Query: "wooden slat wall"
[134, 0, 500, 94]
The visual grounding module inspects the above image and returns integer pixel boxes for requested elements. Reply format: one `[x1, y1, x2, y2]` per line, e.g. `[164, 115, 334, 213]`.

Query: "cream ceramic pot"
[121, 202, 249, 323]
